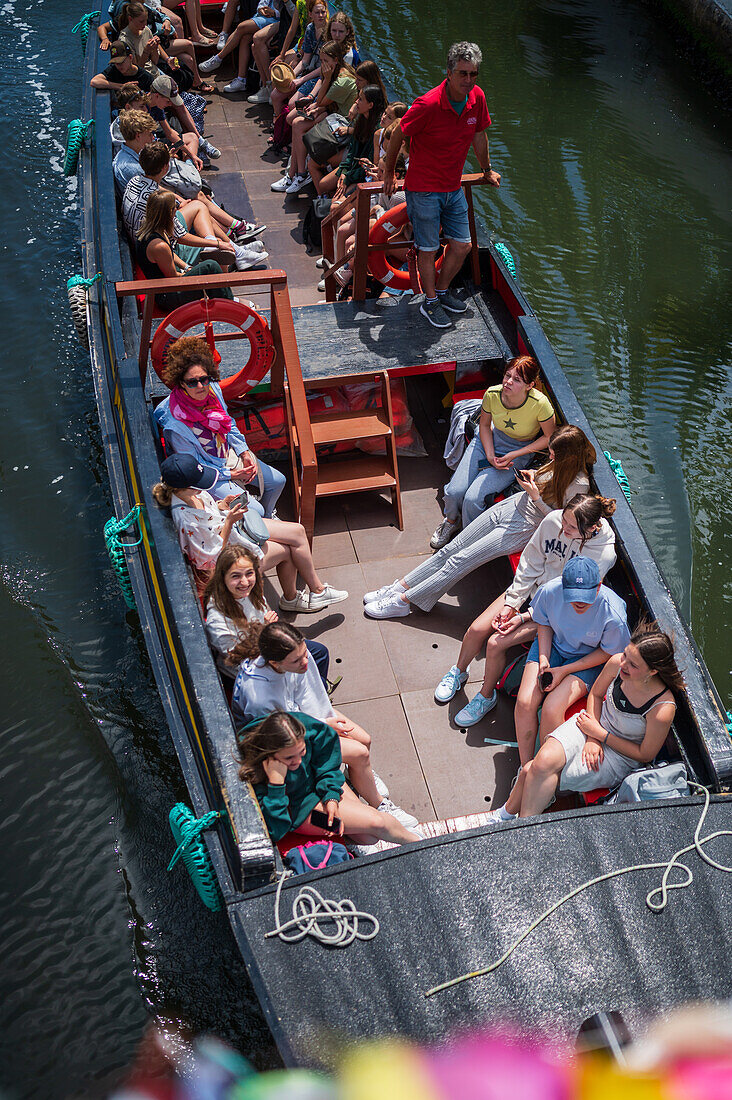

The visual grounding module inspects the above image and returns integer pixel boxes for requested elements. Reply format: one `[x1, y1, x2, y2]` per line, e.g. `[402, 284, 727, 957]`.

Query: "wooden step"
[293, 407, 391, 447]
[313, 455, 398, 496]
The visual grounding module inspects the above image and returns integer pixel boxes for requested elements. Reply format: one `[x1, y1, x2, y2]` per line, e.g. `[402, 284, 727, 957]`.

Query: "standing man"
[383, 42, 501, 328]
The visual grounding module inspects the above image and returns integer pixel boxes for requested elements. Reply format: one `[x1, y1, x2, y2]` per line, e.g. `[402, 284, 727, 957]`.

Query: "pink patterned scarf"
[169, 386, 233, 457]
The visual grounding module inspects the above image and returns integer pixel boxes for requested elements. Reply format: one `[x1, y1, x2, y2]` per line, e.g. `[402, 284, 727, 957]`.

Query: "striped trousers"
[404, 497, 538, 612]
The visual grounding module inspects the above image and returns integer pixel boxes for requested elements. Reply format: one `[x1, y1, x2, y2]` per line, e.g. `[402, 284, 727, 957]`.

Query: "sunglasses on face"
[183, 376, 211, 388]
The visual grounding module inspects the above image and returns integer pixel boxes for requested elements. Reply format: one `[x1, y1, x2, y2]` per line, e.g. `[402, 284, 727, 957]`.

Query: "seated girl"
[269, 0, 328, 121]
[231, 623, 418, 828]
[272, 43, 358, 195]
[204, 544, 332, 686]
[237, 711, 420, 852]
[365, 425, 595, 620]
[431, 356, 556, 549]
[309, 83, 386, 197]
[438, 494, 617, 718]
[153, 336, 285, 511]
[507, 555, 630, 765]
[323, 10, 358, 67]
[152, 453, 347, 610]
[488, 622, 681, 823]
[117, 1, 212, 93]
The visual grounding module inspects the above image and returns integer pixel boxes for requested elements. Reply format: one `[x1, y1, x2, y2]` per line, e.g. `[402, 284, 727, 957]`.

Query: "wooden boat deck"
[156, 79, 525, 821]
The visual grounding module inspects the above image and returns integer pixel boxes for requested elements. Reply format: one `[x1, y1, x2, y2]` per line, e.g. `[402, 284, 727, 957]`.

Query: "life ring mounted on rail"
[367, 202, 444, 292]
[150, 298, 276, 402]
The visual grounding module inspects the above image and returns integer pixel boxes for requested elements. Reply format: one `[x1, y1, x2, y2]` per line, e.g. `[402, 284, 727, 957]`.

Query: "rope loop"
[604, 450, 632, 503]
[494, 241, 517, 280]
[64, 119, 95, 177]
[104, 504, 144, 609]
[67, 272, 102, 291]
[71, 11, 101, 51]
[167, 810, 222, 871]
[266, 874, 380, 948]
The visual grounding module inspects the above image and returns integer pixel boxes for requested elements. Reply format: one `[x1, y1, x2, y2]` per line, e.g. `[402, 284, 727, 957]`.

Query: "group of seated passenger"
[362, 353, 683, 822]
[149, 335, 418, 855]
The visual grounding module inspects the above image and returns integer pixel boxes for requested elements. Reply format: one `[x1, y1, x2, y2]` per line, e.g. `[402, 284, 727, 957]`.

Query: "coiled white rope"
[266, 873, 380, 947]
[426, 783, 732, 996]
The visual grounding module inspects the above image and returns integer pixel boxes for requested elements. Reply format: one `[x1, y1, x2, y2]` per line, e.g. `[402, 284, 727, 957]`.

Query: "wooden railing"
[114, 270, 319, 536]
[320, 172, 487, 302]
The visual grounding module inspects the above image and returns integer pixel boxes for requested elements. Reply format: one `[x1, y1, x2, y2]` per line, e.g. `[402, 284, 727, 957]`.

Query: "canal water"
[0, 0, 729, 1096]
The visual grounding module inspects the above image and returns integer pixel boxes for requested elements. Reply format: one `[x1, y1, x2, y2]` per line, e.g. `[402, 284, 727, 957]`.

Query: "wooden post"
[138, 291, 156, 386]
[464, 181, 481, 286]
[351, 185, 372, 302]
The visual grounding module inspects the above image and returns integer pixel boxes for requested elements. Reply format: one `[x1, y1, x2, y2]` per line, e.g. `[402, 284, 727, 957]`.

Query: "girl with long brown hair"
[365, 424, 597, 620]
[488, 620, 682, 823]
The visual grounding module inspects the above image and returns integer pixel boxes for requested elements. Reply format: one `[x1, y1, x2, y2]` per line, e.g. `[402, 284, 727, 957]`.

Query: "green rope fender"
[494, 241, 517, 281]
[64, 119, 94, 177]
[603, 451, 632, 503]
[104, 505, 143, 610]
[71, 11, 101, 52]
[67, 272, 102, 291]
[168, 804, 224, 911]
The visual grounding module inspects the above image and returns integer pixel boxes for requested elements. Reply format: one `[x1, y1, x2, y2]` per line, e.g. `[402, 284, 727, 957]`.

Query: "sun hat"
[270, 61, 295, 91]
[561, 556, 601, 604]
[151, 72, 184, 107]
[160, 454, 219, 491]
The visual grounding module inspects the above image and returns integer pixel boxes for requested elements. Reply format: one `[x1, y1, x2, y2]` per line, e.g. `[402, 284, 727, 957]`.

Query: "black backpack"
[303, 200, 325, 254]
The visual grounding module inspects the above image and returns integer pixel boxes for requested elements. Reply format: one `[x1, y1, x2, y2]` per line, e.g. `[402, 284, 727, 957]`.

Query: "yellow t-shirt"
[481, 385, 554, 441]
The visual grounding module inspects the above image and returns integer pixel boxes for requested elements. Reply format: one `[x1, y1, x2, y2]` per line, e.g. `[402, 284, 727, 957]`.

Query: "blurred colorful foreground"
[110, 1002, 732, 1100]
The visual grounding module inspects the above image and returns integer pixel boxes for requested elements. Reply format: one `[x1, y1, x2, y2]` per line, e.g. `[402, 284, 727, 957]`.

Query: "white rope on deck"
[266, 873, 380, 948]
[425, 782, 732, 996]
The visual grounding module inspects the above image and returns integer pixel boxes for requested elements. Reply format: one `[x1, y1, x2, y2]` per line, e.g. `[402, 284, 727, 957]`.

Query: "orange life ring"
[367, 202, 444, 291]
[150, 298, 275, 401]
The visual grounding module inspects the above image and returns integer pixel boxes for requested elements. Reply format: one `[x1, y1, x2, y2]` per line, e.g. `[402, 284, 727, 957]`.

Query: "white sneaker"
[247, 84, 271, 104]
[372, 771, 389, 798]
[378, 797, 418, 829]
[454, 690, 498, 727]
[307, 583, 349, 611]
[363, 579, 406, 605]
[315, 256, 330, 269]
[245, 239, 266, 253]
[271, 173, 292, 193]
[285, 172, 311, 194]
[234, 246, 268, 270]
[430, 517, 461, 550]
[485, 806, 517, 825]
[317, 277, 325, 292]
[199, 53, 221, 73]
[434, 665, 468, 703]
[349, 842, 382, 858]
[224, 76, 248, 94]
[364, 592, 411, 619]
[216, 31, 227, 49]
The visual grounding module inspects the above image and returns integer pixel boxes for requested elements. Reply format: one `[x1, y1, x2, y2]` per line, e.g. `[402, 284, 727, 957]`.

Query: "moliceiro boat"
[74, 9, 732, 1064]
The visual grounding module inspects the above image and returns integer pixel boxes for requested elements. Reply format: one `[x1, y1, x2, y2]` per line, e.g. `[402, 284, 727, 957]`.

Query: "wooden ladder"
[284, 369, 404, 540]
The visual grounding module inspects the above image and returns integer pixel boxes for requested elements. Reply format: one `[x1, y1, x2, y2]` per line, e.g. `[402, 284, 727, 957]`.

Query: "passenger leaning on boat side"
[112, 107, 157, 193]
[230, 624, 418, 829]
[154, 336, 286, 512]
[507, 555, 630, 766]
[383, 41, 501, 330]
[203, 545, 331, 686]
[238, 712, 419, 850]
[489, 622, 681, 823]
[446, 495, 617, 722]
[116, 1, 212, 93]
[365, 425, 595, 620]
[153, 454, 347, 606]
[432, 356, 556, 547]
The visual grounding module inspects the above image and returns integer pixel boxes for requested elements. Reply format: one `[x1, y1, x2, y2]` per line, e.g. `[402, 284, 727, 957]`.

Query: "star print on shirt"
[503, 417, 517, 430]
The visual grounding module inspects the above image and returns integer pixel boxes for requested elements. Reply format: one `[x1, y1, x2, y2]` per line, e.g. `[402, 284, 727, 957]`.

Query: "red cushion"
[508, 552, 521, 573]
[134, 261, 165, 318]
[563, 698, 610, 804]
[276, 831, 313, 858]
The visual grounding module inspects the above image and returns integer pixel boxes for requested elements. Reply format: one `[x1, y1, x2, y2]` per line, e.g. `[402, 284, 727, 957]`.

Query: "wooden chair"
[284, 369, 404, 539]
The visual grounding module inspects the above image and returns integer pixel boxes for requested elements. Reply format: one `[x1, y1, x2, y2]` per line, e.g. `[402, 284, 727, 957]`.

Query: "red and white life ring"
[367, 202, 444, 291]
[150, 298, 276, 401]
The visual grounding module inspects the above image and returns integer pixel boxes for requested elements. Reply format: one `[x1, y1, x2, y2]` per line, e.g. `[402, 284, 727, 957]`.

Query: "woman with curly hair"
[153, 335, 286, 511]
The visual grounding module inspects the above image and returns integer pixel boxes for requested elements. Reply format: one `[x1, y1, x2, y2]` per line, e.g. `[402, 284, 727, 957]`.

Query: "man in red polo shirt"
[384, 42, 501, 328]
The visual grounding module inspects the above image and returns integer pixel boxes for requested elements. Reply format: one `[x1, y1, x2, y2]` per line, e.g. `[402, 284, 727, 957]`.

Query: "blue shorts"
[252, 12, 279, 29]
[405, 188, 471, 252]
[526, 639, 602, 690]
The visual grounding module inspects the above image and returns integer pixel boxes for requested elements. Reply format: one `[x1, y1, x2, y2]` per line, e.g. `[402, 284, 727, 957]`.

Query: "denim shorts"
[405, 188, 471, 252]
[252, 12, 279, 29]
[526, 638, 602, 690]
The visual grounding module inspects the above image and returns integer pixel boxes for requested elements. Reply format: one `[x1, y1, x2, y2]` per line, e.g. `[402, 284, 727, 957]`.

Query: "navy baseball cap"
[160, 454, 219, 491]
[562, 555, 601, 603]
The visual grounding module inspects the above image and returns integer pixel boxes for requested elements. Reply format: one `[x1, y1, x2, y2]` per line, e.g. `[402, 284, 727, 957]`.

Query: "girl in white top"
[230, 622, 418, 828]
[489, 622, 681, 822]
[152, 456, 347, 611]
[434, 494, 618, 705]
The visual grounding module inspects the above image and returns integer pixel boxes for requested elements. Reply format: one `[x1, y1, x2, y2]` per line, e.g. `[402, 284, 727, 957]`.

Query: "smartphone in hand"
[539, 670, 553, 691]
[310, 808, 342, 832]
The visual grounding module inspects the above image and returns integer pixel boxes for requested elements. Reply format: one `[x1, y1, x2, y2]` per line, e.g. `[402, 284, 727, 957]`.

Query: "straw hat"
[270, 61, 295, 91]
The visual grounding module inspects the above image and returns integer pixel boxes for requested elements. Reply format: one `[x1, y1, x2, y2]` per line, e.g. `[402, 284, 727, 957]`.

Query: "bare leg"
[184, 0, 214, 41]
[480, 623, 538, 696]
[260, 541, 297, 600]
[339, 735, 381, 808]
[168, 39, 204, 85]
[416, 248, 439, 300]
[263, 518, 325, 593]
[221, 1, 240, 36]
[338, 786, 419, 844]
[313, 163, 343, 195]
[514, 661, 545, 766]
[196, 192, 238, 231]
[519, 738, 567, 817]
[504, 763, 529, 816]
[455, 593, 507, 673]
[538, 675, 589, 743]
[252, 24, 277, 86]
[290, 115, 314, 176]
[160, 6, 184, 36]
[171, 103, 200, 134]
[235, 29, 256, 78]
[435, 238, 472, 292]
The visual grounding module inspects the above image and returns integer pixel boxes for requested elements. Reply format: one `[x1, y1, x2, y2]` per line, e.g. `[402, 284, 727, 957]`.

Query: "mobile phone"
[539, 670, 553, 691]
[516, 468, 531, 481]
[309, 808, 342, 832]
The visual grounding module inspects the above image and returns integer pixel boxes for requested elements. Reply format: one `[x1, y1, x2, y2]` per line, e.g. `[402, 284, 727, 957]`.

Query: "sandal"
[193, 81, 215, 94]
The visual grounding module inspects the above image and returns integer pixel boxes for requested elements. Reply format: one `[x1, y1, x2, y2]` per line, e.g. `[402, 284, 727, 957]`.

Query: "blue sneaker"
[455, 690, 498, 727]
[434, 665, 468, 703]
